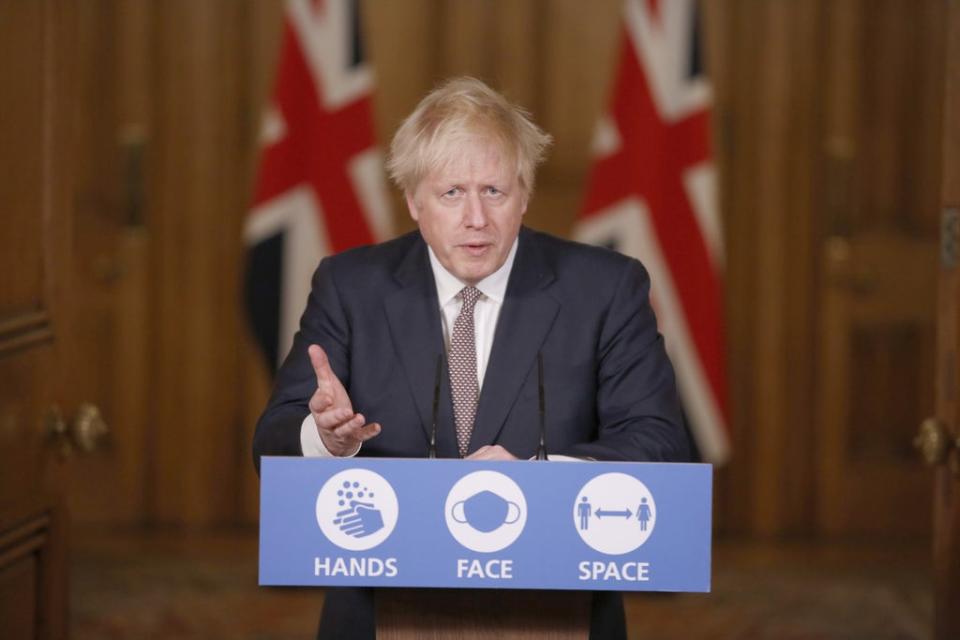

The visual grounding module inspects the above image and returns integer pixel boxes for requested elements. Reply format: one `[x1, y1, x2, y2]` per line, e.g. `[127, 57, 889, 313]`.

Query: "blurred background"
[1, 0, 958, 638]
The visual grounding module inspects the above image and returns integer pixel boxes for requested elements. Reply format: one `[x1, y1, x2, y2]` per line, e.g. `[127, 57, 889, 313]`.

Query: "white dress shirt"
[300, 239, 519, 457]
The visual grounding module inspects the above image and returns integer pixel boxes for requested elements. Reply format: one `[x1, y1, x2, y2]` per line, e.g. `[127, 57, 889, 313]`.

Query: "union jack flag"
[244, 0, 391, 370]
[575, 0, 730, 462]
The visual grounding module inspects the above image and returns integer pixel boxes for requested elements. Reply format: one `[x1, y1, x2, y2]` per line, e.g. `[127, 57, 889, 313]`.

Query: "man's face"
[406, 140, 527, 285]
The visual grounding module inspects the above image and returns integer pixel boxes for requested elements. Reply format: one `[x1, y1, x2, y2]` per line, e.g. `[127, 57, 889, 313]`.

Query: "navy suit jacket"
[254, 226, 688, 465]
[252, 226, 691, 638]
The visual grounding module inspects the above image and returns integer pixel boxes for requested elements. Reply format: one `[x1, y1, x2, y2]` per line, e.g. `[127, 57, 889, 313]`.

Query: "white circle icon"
[444, 471, 527, 553]
[574, 473, 656, 555]
[316, 469, 399, 551]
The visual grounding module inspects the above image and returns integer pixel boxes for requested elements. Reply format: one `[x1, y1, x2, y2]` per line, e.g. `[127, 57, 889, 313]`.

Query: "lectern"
[375, 588, 590, 639]
[260, 458, 711, 638]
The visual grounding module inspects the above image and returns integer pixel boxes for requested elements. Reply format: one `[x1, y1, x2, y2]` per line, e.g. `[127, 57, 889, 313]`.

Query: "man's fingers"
[355, 422, 382, 442]
[308, 344, 332, 388]
[312, 406, 355, 431]
[308, 391, 333, 414]
[313, 409, 382, 444]
[465, 445, 491, 460]
[332, 416, 381, 442]
[466, 445, 517, 461]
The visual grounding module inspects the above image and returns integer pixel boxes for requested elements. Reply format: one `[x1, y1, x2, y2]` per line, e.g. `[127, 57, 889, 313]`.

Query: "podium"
[260, 457, 712, 638]
[375, 588, 591, 639]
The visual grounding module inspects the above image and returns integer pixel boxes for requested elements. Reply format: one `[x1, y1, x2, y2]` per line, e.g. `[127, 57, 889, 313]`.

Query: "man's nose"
[463, 193, 488, 228]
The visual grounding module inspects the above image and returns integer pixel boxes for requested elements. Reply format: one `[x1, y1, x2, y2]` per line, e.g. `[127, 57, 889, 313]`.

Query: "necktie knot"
[458, 286, 482, 312]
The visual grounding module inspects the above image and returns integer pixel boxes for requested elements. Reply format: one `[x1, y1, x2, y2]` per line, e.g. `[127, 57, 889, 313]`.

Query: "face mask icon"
[451, 490, 522, 532]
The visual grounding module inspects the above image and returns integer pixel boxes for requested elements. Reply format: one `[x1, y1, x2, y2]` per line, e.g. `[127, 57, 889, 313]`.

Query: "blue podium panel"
[260, 457, 711, 592]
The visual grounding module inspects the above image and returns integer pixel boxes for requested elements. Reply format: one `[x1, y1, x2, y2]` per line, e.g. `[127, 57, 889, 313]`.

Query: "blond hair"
[386, 77, 552, 196]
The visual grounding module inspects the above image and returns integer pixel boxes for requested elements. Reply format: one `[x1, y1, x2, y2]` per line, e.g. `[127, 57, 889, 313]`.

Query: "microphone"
[428, 354, 443, 459]
[536, 352, 548, 460]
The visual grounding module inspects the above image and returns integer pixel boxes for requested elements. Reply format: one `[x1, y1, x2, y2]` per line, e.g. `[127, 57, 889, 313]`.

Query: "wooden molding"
[0, 310, 52, 357]
[0, 515, 49, 569]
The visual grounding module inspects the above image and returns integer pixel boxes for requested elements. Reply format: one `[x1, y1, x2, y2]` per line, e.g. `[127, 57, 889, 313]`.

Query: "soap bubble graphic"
[336, 481, 374, 507]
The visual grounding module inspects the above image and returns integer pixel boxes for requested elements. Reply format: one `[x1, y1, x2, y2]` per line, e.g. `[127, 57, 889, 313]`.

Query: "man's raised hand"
[307, 344, 381, 456]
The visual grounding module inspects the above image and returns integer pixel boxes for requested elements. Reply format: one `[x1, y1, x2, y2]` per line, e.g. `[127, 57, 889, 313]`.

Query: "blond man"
[254, 77, 690, 639]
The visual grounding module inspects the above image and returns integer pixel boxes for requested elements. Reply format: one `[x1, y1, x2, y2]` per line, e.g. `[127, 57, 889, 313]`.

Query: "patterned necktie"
[448, 286, 482, 457]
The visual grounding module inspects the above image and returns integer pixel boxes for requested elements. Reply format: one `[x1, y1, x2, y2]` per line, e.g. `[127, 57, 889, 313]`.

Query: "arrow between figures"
[595, 508, 633, 519]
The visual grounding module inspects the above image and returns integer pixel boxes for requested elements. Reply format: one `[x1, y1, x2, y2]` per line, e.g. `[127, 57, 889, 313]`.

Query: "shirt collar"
[427, 237, 519, 306]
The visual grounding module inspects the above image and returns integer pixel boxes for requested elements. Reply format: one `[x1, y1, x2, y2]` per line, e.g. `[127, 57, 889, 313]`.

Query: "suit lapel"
[469, 229, 559, 452]
[383, 236, 451, 449]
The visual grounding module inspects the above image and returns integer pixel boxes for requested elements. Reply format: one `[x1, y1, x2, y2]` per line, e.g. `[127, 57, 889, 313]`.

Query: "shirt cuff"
[300, 415, 361, 458]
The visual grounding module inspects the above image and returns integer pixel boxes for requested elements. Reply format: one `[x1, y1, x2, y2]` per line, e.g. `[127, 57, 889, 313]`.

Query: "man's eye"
[484, 187, 503, 197]
[442, 188, 462, 198]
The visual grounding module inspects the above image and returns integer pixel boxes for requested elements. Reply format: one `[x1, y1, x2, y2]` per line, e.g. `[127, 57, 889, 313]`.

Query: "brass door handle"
[73, 403, 109, 452]
[914, 417, 959, 474]
[45, 403, 110, 456]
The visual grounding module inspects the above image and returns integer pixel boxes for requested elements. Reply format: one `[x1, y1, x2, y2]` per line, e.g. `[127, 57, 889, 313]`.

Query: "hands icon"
[333, 500, 385, 538]
[318, 472, 397, 551]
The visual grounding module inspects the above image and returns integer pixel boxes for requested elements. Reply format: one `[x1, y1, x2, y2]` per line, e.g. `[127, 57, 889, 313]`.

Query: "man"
[253, 77, 690, 639]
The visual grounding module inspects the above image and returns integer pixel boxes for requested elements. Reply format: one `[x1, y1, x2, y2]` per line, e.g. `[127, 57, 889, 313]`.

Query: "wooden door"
[65, 0, 152, 527]
[0, 1, 75, 638]
[814, 0, 944, 536]
[927, 1, 960, 636]
[58, 0, 259, 530]
[60, 0, 249, 530]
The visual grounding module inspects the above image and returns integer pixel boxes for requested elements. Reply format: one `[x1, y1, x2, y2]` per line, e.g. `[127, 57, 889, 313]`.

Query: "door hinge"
[942, 207, 959, 269]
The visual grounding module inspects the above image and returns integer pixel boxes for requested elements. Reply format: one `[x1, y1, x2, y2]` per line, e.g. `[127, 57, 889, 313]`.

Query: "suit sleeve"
[251, 257, 351, 474]
[561, 259, 692, 463]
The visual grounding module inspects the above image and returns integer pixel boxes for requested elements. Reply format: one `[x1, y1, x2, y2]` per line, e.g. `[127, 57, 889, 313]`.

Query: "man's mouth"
[459, 242, 492, 256]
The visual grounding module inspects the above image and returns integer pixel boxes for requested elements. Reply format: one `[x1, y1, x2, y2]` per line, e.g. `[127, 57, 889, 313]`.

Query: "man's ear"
[405, 191, 420, 222]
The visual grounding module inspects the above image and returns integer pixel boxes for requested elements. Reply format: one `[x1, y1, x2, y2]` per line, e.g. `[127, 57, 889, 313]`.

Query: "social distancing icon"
[573, 473, 656, 555]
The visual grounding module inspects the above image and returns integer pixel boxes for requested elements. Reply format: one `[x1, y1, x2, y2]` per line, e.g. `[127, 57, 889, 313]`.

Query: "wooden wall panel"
[440, 0, 495, 79]
[705, 0, 943, 538]
[0, 0, 71, 506]
[362, 0, 438, 235]
[0, 551, 38, 640]
[0, 0, 75, 635]
[814, 0, 943, 536]
[492, 0, 543, 114]
[533, 0, 621, 238]
[701, 0, 734, 534]
[539, 0, 620, 185]
[856, 0, 943, 235]
[65, 0, 154, 526]
[707, 0, 821, 536]
[237, 0, 283, 526]
[778, 0, 821, 535]
[706, 0, 752, 535]
[0, 1, 46, 320]
[150, 0, 248, 525]
[746, 0, 793, 536]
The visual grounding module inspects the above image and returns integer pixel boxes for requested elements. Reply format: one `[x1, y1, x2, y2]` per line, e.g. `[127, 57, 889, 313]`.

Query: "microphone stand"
[428, 354, 442, 459]
[536, 352, 548, 460]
